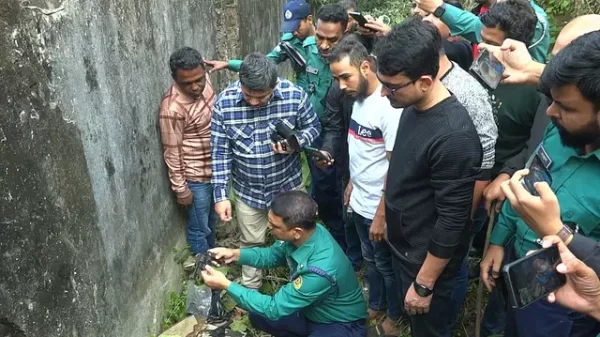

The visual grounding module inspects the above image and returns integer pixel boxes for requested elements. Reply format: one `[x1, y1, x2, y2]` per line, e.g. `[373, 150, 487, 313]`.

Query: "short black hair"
[169, 47, 204, 78]
[540, 31, 600, 112]
[239, 53, 278, 90]
[481, 0, 537, 45]
[337, 0, 357, 11]
[373, 16, 441, 79]
[270, 191, 318, 230]
[317, 4, 349, 33]
[328, 37, 369, 67]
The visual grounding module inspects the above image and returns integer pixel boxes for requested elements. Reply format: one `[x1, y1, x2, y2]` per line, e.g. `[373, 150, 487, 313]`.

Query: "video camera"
[270, 122, 331, 163]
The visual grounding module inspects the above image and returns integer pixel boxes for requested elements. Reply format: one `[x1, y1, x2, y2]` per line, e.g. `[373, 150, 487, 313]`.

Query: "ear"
[293, 228, 304, 240]
[360, 60, 370, 75]
[417, 76, 434, 92]
[306, 14, 313, 24]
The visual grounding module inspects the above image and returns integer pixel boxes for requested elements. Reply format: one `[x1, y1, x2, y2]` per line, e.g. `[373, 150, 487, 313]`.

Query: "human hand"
[404, 283, 433, 315]
[500, 169, 563, 237]
[415, 0, 444, 14]
[363, 19, 391, 37]
[344, 181, 353, 206]
[478, 39, 539, 85]
[208, 247, 240, 265]
[201, 265, 232, 290]
[480, 244, 505, 291]
[271, 140, 294, 154]
[313, 150, 334, 168]
[483, 173, 510, 215]
[215, 200, 232, 222]
[370, 214, 386, 242]
[204, 60, 229, 73]
[177, 192, 194, 206]
[542, 236, 600, 319]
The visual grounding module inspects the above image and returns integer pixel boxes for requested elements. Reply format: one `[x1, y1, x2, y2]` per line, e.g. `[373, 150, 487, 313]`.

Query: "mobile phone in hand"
[469, 48, 505, 90]
[503, 246, 566, 309]
[349, 11, 369, 27]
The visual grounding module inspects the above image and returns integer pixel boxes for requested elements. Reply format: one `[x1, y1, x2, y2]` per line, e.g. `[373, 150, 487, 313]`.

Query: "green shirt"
[440, 0, 550, 63]
[490, 125, 600, 258]
[227, 224, 367, 323]
[492, 84, 542, 175]
[227, 34, 332, 124]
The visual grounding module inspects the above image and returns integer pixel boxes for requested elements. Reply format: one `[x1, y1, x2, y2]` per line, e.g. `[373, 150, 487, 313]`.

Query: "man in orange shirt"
[159, 47, 217, 257]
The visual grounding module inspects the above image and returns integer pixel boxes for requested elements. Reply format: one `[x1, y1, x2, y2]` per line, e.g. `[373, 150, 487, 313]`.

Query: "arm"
[227, 273, 332, 320]
[295, 91, 320, 148]
[489, 201, 520, 247]
[320, 82, 344, 158]
[418, 132, 481, 287]
[500, 96, 550, 176]
[238, 241, 287, 269]
[441, 5, 483, 44]
[159, 107, 191, 200]
[226, 44, 288, 72]
[210, 102, 232, 203]
[568, 234, 600, 276]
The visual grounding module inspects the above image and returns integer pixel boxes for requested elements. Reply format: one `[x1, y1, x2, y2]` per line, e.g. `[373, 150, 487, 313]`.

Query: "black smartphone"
[520, 153, 552, 196]
[503, 246, 566, 309]
[469, 48, 505, 90]
[349, 11, 369, 27]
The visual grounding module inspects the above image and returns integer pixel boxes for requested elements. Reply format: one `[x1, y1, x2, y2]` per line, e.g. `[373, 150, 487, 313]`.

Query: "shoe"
[183, 255, 196, 271]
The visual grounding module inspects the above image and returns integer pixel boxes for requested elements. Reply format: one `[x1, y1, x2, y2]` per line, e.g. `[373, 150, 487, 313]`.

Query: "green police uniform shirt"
[227, 34, 331, 125]
[490, 125, 600, 258]
[227, 224, 367, 323]
[227, 33, 309, 87]
[440, 0, 550, 63]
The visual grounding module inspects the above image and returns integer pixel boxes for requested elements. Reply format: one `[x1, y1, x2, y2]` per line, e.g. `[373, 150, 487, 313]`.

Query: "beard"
[354, 74, 371, 102]
[551, 117, 600, 149]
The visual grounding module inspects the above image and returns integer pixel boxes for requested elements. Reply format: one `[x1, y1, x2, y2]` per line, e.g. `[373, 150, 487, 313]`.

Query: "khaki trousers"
[235, 187, 305, 289]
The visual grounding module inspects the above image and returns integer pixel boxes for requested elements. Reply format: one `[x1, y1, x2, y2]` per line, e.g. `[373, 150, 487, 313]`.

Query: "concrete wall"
[0, 0, 285, 336]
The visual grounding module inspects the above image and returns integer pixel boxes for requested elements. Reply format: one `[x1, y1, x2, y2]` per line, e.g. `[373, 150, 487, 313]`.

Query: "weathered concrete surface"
[0, 0, 286, 336]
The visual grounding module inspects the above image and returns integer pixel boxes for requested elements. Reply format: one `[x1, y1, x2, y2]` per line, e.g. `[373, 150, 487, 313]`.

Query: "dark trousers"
[249, 312, 367, 337]
[392, 256, 459, 337]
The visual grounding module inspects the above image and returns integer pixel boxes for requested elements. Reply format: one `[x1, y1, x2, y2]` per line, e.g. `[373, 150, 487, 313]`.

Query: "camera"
[271, 122, 331, 162]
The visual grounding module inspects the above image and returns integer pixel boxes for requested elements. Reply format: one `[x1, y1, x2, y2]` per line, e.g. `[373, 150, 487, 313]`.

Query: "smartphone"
[503, 246, 566, 309]
[349, 11, 369, 27]
[520, 153, 552, 196]
[469, 48, 505, 90]
[305, 146, 332, 163]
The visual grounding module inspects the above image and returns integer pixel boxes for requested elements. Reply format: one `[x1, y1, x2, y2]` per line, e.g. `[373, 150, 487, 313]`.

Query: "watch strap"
[556, 224, 574, 243]
[433, 3, 447, 18]
[413, 281, 433, 297]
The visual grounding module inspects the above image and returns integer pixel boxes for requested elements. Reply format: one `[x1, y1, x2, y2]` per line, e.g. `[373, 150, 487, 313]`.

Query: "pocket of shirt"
[226, 124, 255, 154]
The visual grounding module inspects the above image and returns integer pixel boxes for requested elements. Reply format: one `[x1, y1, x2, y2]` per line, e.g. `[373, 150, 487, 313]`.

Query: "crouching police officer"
[201, 190, 368, 337]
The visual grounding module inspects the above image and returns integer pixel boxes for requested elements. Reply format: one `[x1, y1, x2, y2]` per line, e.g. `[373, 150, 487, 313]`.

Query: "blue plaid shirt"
[211, 79, 320, 209]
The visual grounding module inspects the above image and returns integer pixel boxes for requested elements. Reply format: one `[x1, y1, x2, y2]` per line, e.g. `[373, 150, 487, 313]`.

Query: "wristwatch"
[433, 3, 447, 18]
[556, 223, 574, 244]
[413, 281, 433, 297]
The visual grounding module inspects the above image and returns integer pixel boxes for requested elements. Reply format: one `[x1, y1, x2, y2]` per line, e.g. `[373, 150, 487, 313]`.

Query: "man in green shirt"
[481, 31, 600, 337]
[201, 190, 368, 337]
[415, 0, 550, 63]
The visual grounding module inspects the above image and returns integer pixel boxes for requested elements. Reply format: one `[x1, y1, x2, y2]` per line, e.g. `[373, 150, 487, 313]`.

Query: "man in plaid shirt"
[211, 53, 320, 289]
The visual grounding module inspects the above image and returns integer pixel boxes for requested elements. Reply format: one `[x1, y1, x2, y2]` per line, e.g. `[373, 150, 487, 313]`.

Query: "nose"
[320, 41, 329, 51]
[546, 101, 560, 119]
[381, 86, 391, 97]
[339, 81, 348, 91]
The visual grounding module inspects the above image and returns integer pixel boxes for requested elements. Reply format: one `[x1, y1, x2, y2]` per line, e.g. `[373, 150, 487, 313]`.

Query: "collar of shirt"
[290, 224, 322, 266]
[234, 81, 286, 105]
[545, 126, 600, 168]
[303, 36, 316, 47]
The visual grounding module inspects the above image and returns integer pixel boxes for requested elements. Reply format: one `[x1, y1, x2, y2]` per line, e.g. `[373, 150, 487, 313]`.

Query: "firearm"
[270, 122, 331, 163]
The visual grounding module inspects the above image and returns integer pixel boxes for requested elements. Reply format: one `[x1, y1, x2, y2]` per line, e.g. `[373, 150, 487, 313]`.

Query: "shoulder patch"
[293, 276, 303, 290]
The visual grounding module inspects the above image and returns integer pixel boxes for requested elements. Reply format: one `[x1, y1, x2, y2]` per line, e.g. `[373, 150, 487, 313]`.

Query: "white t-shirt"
[348, 85, 403, 219]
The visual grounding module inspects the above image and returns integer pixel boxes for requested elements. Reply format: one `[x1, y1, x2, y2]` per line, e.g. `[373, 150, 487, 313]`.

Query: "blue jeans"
[249, 312, 367, 337]
[504, 297, 600, 337]
[344, 207, 363, 270]
[186, 181, 218, 254]
[446, 257, 469, 336]
[352, 212, 402, 319]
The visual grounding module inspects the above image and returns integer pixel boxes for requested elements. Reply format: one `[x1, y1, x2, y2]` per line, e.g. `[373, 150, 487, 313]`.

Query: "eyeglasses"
[377, 76, 418, 96]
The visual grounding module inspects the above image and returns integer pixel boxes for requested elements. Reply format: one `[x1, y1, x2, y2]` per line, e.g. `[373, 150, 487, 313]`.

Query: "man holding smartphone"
[480, 31, 600, 337]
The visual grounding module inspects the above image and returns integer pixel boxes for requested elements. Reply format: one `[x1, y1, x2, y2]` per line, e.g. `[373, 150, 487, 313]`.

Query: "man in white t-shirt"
[329, 38, 403, 336]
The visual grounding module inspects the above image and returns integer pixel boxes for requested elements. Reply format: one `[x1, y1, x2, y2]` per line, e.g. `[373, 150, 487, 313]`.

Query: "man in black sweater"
[374, 17, 482, 337]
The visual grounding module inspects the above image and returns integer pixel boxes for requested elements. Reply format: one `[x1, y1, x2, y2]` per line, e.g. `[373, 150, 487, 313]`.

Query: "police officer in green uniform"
[201, 190, 368, 337]
[480, 31, 600, 337]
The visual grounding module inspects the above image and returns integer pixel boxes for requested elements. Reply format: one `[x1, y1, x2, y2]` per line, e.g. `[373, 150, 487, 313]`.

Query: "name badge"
[536, 144, 553, 169]
[306, 66, 319, 75]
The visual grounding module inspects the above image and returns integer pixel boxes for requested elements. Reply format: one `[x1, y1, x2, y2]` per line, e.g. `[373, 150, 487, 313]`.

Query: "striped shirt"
[211, 79, 320, 209]
[159, 79, 215, 199]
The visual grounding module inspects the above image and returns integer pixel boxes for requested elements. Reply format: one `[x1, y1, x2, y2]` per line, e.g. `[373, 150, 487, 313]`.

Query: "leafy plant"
[161, 286, 188, 332]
